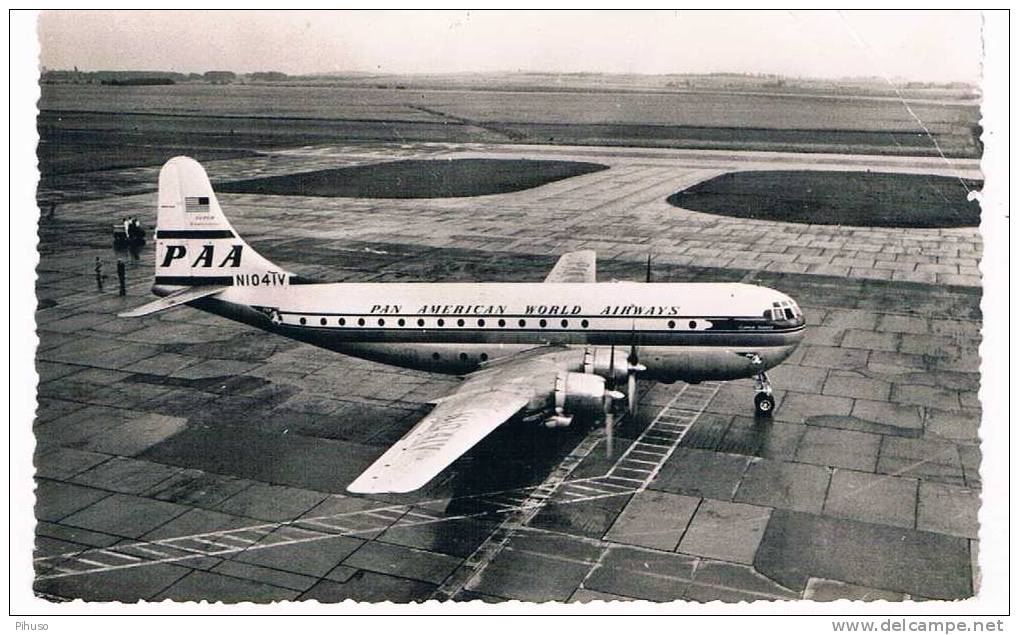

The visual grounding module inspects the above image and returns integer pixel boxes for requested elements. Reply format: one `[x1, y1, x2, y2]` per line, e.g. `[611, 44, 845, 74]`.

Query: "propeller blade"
[627, 373, 637, 416]
[625, 322, 645, 416]
[607, 344, 617, 390]
[605, 408, 614, 458]
[603, 388, 622, 458]
[645, 252, 653, 283]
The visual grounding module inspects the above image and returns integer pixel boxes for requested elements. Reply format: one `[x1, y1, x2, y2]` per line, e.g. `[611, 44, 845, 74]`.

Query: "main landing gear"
[753, 371, 775, 417]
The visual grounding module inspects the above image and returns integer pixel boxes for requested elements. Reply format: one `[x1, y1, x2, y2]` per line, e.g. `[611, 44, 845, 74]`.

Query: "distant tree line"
[40, 69, 291, 85]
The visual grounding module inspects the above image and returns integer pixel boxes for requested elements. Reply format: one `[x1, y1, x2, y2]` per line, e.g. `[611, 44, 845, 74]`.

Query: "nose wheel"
[753, 372, 775, 417]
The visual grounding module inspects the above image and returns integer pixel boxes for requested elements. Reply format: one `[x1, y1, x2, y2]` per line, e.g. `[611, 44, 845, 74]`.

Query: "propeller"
[621, 253, 652, 416]
[626, 324, 646, 416]
[603, 344, 623, 457]
[604, 401, 616, 458]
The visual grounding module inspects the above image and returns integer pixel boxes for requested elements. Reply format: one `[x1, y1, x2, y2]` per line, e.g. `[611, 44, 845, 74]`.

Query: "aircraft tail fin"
[153, 156, 290, 291]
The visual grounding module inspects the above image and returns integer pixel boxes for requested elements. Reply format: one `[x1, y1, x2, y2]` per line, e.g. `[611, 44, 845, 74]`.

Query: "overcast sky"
[37, 10, 982, 83]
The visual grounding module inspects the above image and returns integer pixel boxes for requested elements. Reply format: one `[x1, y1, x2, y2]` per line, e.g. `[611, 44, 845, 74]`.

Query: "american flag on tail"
[184, 196, 210, 213]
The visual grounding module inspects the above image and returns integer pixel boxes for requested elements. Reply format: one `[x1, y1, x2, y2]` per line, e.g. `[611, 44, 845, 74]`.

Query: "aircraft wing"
[118, 285, 228, 318]
[544, 250, 596, 283]
[347, 348, 576, 494]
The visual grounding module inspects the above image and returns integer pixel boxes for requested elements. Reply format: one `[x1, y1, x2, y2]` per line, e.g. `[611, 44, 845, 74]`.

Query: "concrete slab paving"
[735, 459, 831, 514]
[569, 588, 638, 602]
[795, 426, 881, 472]
[34, 479, 112, 523]
[232, 532, 365, 578]
[677, 499, 771, 565]
[210, 560, 322, 593]
[60, 493, 189, 539]
[466, 546, 593, 602]
[823, 469, 918, 529]
[153, 570, 301, 603]
[36, 520, 122, 550]
[212, 483, 328, 523]
[70, 456, 183, 495]
[582, 546, 696, 602]
[755, 510, 972, 599]
[650, 447, 750, 501]
[804, 578, 907, 602]
[604, 490, 699, 551]
[34, 563, 192, 602]
[877, 436, 966, 486]
[299, 571, 436, 603]
[149, 471, 256, 508]
[379, 515, 501, 558]
[31, 140, 983, 603]
[342, 540, 462, 585]
[34, 446, 112, 481]
[84, 413, 189, 457]
[685, 560, 800, 602]
[917, 482, 980, 539]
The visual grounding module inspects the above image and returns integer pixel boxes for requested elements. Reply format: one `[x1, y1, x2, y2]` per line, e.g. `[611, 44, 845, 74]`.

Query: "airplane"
[121, 157, 806, 494]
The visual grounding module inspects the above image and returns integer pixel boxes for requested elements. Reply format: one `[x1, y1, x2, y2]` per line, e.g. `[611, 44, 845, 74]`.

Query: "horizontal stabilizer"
[118, 285, 227, 318]
[544, 250, 596, 283]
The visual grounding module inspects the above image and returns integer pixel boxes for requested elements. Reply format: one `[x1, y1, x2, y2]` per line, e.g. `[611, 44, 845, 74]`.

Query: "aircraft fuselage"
[176, 280, 806, 382]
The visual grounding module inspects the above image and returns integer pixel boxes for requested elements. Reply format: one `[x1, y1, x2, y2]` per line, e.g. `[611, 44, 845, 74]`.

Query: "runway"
[33, 142, 982, 602]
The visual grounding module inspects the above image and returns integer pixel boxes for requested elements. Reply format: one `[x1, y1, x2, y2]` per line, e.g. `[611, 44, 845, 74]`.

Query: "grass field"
[666, 171, 982, 228]
[37, 82, 982, 179]
[217, 159, 609, 198]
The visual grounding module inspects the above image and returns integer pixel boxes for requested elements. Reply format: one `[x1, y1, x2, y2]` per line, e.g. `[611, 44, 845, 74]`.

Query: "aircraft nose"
[789, 314, 807, 344]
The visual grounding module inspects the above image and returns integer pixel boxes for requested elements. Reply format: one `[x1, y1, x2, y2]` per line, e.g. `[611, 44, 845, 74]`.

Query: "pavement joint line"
[500, 545, 599, 567]
[34, 489, 636, 582]
[514, 524, 802, 601]
[430, 426, 610, 600]
[435, 381, 721, 599]
[35, 382, 718, 583]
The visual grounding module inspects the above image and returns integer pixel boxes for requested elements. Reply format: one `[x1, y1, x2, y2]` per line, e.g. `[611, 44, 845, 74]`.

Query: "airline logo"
[159, 244, 243, 268]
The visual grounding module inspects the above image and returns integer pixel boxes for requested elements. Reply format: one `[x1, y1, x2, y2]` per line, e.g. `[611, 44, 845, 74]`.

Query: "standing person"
[94, 256, 104, 292]
[116, 259, 126, 296]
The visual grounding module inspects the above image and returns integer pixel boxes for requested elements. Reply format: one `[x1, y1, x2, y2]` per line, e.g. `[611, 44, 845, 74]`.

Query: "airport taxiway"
[33, 142, 981, 602]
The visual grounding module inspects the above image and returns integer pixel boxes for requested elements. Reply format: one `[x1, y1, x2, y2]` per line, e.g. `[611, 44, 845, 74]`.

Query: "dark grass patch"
[667, 171, 982, 229]
[36, 141, 257, 176]
[217, 158, 609, 199]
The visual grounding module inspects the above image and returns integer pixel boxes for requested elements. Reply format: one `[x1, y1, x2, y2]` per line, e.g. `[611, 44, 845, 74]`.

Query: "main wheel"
[754, 393, 775, 416]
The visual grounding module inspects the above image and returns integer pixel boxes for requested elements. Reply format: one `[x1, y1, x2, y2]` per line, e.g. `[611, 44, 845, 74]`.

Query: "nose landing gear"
[753, 371, 775, 416]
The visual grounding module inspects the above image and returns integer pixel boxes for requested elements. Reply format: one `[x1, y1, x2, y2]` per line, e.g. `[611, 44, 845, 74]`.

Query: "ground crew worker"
[94, 257, 104, 291]
[116, 259, 126, 296]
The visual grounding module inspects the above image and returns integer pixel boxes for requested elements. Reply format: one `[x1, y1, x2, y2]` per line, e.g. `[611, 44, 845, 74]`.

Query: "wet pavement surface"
[33, 143, 981, 603]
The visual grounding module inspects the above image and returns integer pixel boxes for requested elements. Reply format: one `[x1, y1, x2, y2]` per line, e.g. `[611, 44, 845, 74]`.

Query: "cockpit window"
[764, 300, 802, 323]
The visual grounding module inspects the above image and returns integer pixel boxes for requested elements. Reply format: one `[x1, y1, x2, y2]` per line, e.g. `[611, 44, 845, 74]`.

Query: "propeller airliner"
[121, 157, 806, 494]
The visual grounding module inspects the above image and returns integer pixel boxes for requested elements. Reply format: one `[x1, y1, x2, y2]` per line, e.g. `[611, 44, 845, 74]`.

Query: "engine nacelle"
[582, 346, 629, 385]
[554, 370, 609, 418]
